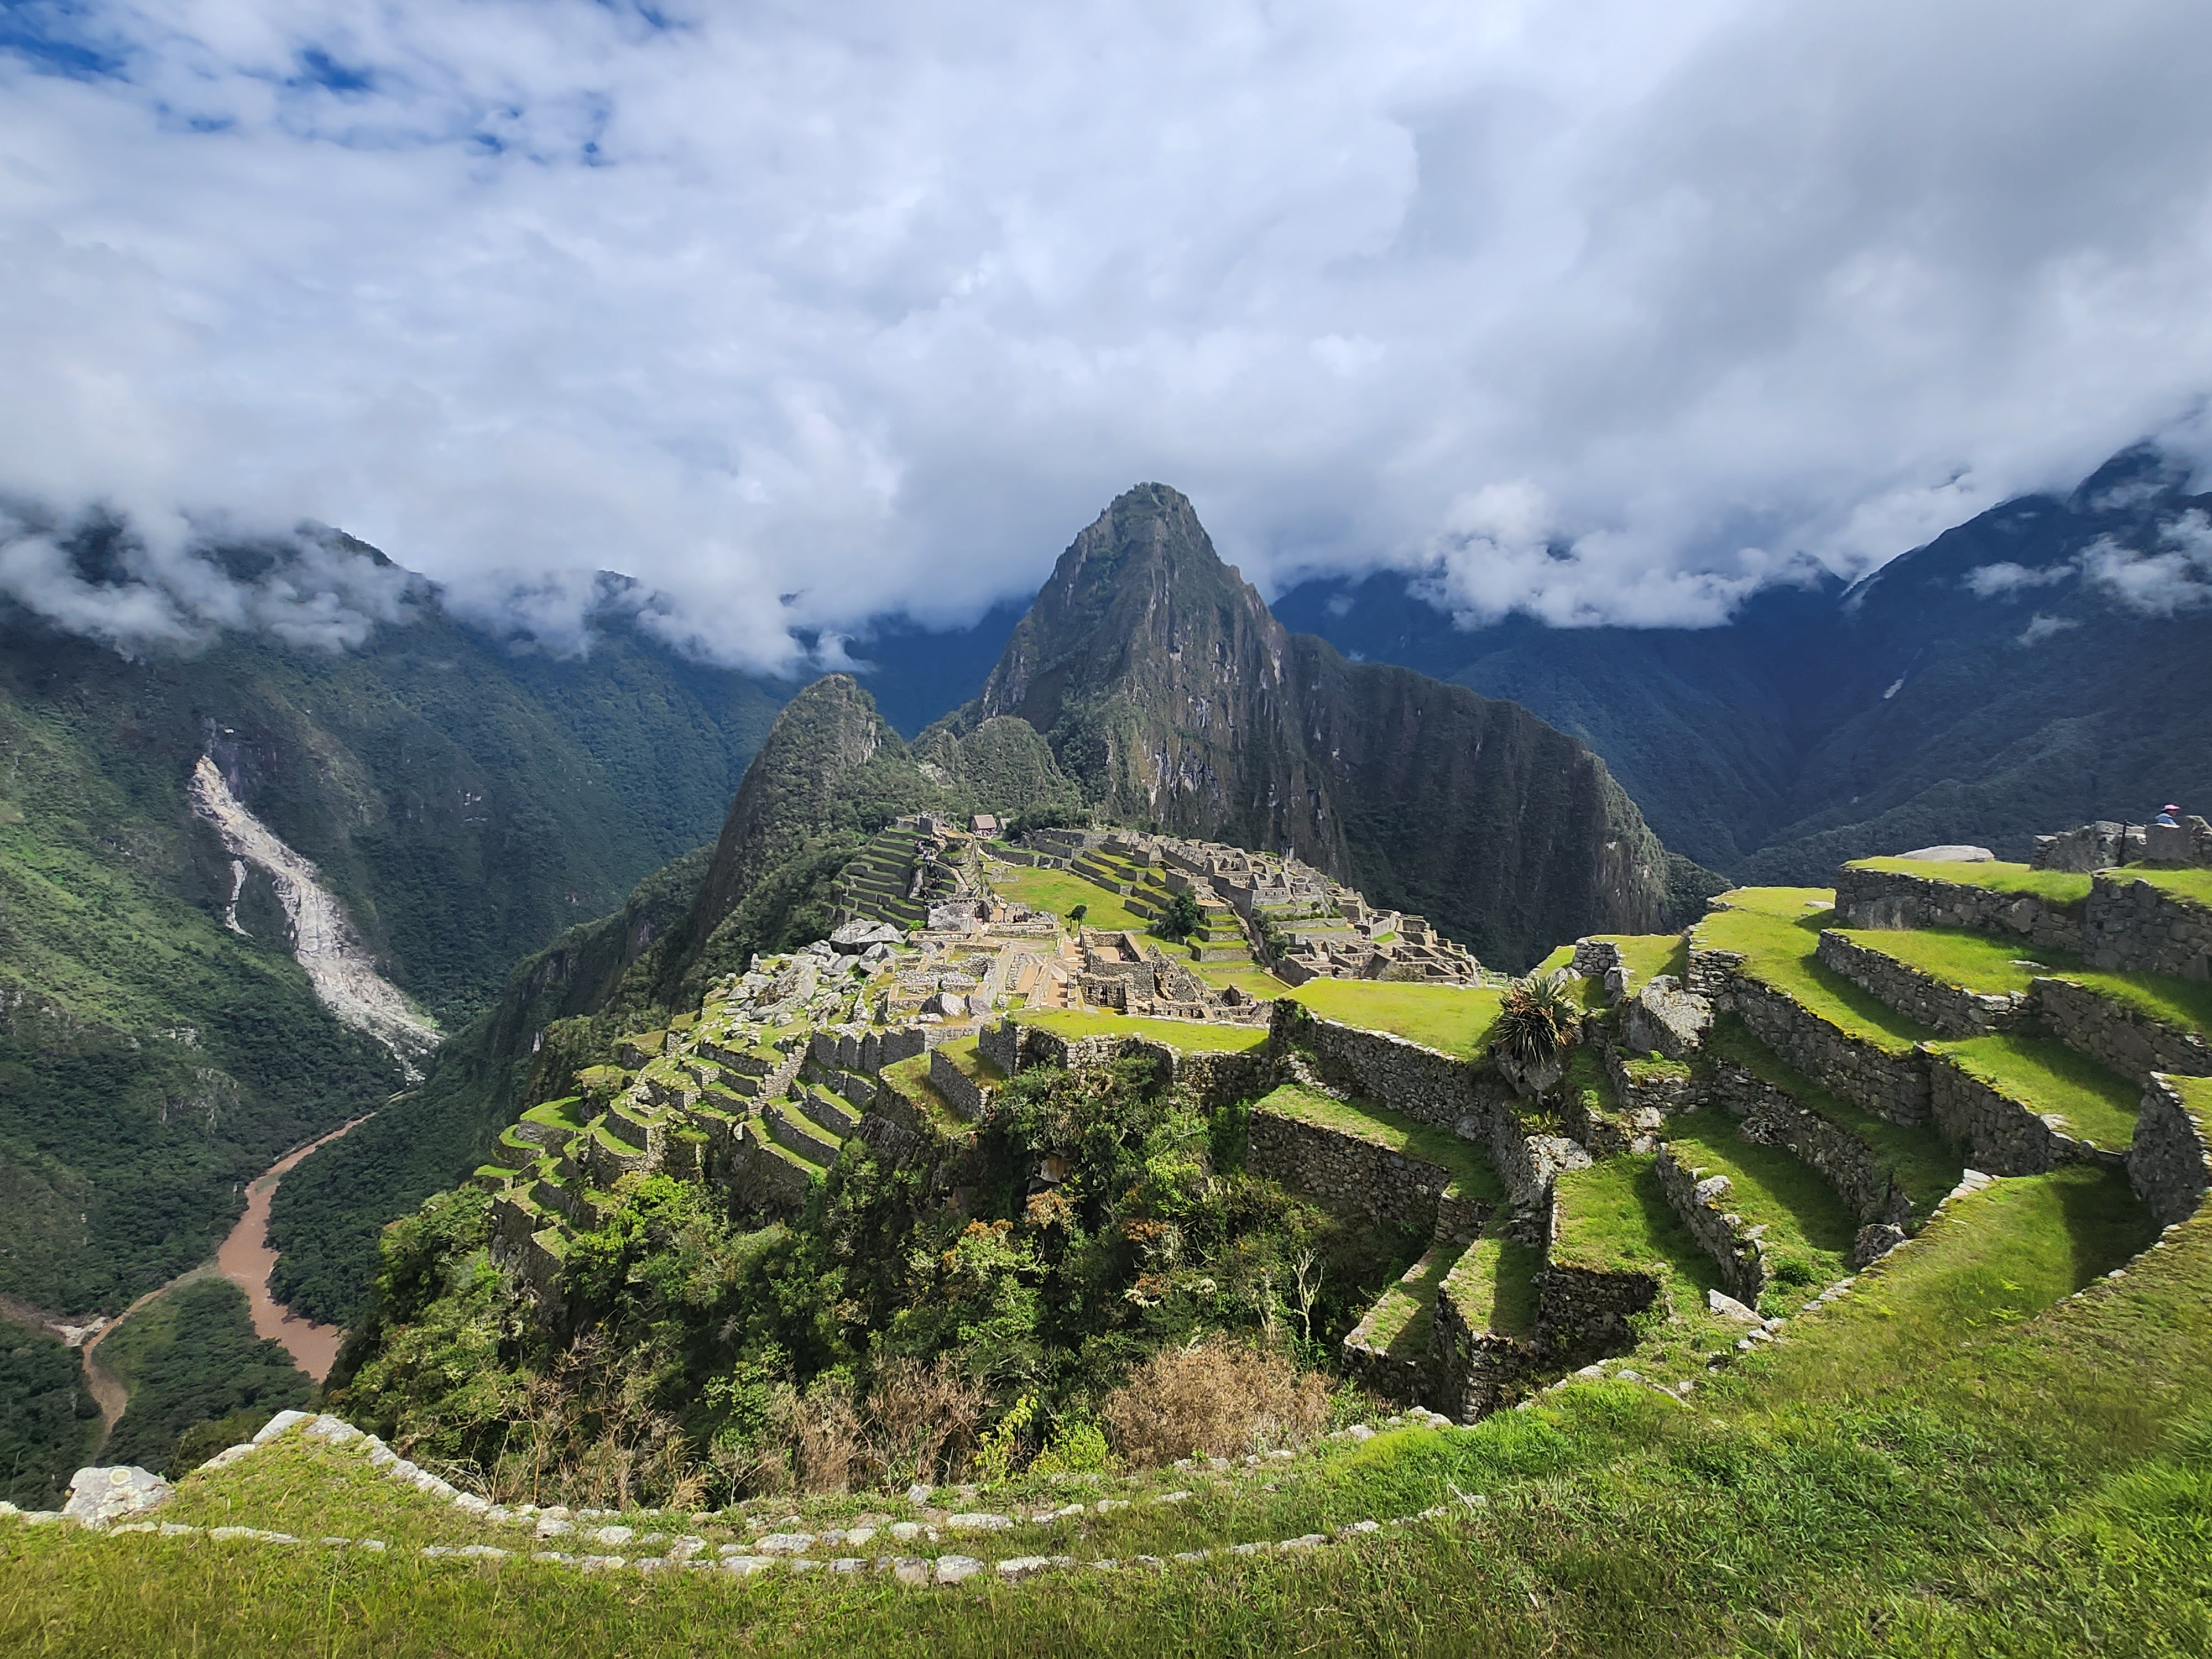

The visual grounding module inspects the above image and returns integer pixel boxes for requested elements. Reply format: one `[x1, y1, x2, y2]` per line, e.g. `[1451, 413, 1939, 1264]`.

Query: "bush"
[1101, 1337, 1330, 1466]
[1489, 972, 1582, 1073]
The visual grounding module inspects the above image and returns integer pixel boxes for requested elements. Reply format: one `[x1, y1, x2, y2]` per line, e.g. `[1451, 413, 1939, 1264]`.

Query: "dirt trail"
[189, 755, 441, 1076]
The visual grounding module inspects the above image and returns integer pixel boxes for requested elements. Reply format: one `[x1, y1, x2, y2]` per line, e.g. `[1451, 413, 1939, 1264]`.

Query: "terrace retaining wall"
[1246, 1107, 1489, 1241]
[2128, 1076, 2212, 1227]
[2082, 875, 2212, 981]
[2033, 977, 2212, 1088]
[1926, 1051, 2115, 1175]
[1653, 1144, 1769, 1305]
[1832, 866, 2085, 957]
[1814, 931, 2031, 1037]
[1723, 978, 1930, 1126]
[1708, 1061, 1916, 1228]
[1431, 1286, 1542, 1422]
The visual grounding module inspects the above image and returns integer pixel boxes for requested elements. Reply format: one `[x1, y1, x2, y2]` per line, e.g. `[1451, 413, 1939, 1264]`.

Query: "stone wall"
[1926, 1052, 2112, 1175]
[1726, 978, 1930, 1125]
[1814, 930, 2030, 1037]
[928, 1047, 998, 1123]
[2127, 1076, 2212, 1226]
[1708, 1061, 1915, 1228]
[2033, 821, 2137, 873]
[2034, 977, 2212, 1087]
[1653, 1145, 1768, 1305]
[1571, 938, 1624, 979]
[1430, 1288, 1541, 1422]
[2081, 875, 2212, 981]
[1272, 1000, 1486, 1133]
[1533, 1262, 1662, 1368]
[1246, 1107, 1488, 1239]
[1686, 946, 1746, 999]
[1832, 866, 2084, 957]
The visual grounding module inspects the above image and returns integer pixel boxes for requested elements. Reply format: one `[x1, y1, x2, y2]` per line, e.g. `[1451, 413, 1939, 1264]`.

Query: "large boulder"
[1624, 975, 1712, 1060]
[1895, 844, 1994, 863]
[831, 919, 902, 951]
[62, 1466, 173, 1527]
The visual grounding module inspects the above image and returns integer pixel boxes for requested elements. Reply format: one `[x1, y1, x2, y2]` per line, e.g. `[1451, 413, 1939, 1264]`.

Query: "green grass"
[1, 1166, 2190, 1657]
[1187, 962, 1288, 999]
[1928, 1035, 2143, 1149]
[1288, 980, 1503, 1060]
[1253, 1084, 1504, 1204]
[930, 1036, 1006, 1083]
[1834, 925, 2061, 997]
[1011, 1009, 1270, 1053]
[2123, 865, 2212, 912]
[519, 1097, 592, 1132]
[1359, 1248, 1454, 1355]
[875, 1054, 974, 1136]
[1704, 1013, 1965, 1220]
[1661, 1118, 1860, 1311]
[985, 862, 1154, 934]
[1548, 1155, 1723, 1296]
[1696, 888, 1934, 1053]
[1848, 858, 2094, 905]
[1439, 1233, 1541, 1338]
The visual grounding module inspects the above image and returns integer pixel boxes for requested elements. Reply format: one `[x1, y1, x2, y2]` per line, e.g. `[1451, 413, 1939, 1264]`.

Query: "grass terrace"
[931, 1035, 1006, 1084]
[1188, 962, 1289, 999]
[1928, 1034, 2143, 1150]
[1439, 1232, 1542, 1337]
[1288, 979, 1503, 1060]
[1549, 1154, 1724, 1296]
[874, 1053, 973, 1135]
[1011, 1008, 1271, 1053]
[1846, 857, 2094, 906]
[984, 862, 1153, 934]
[1359, 1248, 1455, 1355]
[1696, 888, 1934, 1053]
[1661, 1117, 1861, 1310]
[520, 1096, 592, 1133]
[1251, 1083, 1505, 1205]
[1704, 1014, 1965, 1219]
[2122, 865, 2212, 912]
[1836, 924, 2212, 1036]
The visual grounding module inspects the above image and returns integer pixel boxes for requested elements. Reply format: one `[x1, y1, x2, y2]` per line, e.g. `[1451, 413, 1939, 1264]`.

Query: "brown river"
[211, 1114, 373, 1381]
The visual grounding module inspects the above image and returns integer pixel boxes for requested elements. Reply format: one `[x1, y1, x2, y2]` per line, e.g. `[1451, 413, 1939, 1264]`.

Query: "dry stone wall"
[1706, 1062, 1915, 1228]
[1653, 1145, 1768, 1304]
[1430, 1290, 1541, 1422]
[1815, 931, 2030, 1037]
[1533, 1262, 1662, 1367]
[1725, 979, 1930, 1125]
[2034, 977, 2212, 1087]
[1246, 1109, 1488, 1240]
[2128, 1076, 2212, 1227]
[2083, 876, 2212, 981]
[1926, 1052, 2115, 1175]
[1832, 867, 2085, 956]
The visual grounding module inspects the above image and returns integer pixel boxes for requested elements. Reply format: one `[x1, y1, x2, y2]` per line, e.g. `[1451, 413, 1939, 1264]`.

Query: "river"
[211, 1114, 374, 1383]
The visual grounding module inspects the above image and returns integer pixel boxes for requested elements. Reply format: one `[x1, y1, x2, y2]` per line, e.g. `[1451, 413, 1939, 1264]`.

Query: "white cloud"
[2017, 613, 2079, 646]
[2075, 513, 2212, 616]
[4, 1, 2212, 665]
[1964, 561, 2074, 598]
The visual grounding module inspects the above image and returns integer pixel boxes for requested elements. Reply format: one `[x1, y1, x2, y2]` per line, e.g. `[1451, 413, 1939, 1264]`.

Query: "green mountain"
[267, 678, 1080, 1324]
[938, 482, 1717, 967]
[1277, 446, 2212, 879]
[0, 552, 787, 1323]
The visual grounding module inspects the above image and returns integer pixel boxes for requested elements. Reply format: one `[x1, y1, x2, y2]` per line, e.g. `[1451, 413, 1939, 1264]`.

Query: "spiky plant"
[1489, 972, 1582, 1073]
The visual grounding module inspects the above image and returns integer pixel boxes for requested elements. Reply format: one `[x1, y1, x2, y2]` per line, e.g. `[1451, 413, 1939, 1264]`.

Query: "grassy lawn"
[1253, 1083, 1504, 1203]
[1550, 1154, 1724, 1297]
[1440, 1233, 1542, 1337]
[1289, 980, 1503, 1060]
[1661, 1117, 1861, 1311]
[1188, 962, 1289, 999]
[1847, 858, 2094, 905]
[1011, 1008, 1271, 1053]
[1697, 888, 1934, 1053]
[1928, 1034, 2143, 1149]
[1704, 1014, 1964, 1220]
[985, 862, 1154, 934]
[1838, 922, 2212, 1040]
[520, 1097, 591, 1131]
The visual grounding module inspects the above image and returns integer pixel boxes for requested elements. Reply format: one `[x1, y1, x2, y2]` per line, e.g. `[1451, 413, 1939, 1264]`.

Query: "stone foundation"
[1430, 1288, 1541, 1422]
[1533, 1262, 1663, 1368]
[1815, 930, 2030, 1037]
[2127, 1076, 2212, 1226]
[1246, 1108, 1488, 1240]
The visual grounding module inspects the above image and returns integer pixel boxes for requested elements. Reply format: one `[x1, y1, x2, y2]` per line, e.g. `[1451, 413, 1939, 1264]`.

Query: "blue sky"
[4, 0, 2212, 668]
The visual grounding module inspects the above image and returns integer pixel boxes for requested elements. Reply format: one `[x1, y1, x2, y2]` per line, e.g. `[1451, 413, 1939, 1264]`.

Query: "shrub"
[1489, 972, 1582, 1073]
[1101, 1337, 1330, 1465]
[864, 1355, 985, 1487]
[1030, 1416, 1114, 1477]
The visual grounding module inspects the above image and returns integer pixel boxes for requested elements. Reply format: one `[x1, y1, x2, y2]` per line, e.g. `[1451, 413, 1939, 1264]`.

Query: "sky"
[4, 0, 2212, 670]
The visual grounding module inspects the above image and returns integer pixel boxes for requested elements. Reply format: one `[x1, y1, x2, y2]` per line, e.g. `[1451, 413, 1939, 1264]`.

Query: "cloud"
[2017, 613, 2079, 646]
[5, 1, 2212, 665]
[2075, 512, 2212, 616]
[1964, 561, 2074, 598]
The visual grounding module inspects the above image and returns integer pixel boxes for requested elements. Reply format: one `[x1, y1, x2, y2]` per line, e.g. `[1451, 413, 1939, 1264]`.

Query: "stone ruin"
[2034, 815, 2212, 872]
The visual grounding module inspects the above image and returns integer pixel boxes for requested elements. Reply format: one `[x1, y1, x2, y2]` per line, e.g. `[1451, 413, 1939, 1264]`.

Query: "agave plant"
[1489, 971, 1582, 1075]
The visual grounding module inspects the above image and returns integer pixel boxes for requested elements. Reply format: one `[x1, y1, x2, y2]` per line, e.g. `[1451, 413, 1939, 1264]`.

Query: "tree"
[1155, 890, 1203, 943]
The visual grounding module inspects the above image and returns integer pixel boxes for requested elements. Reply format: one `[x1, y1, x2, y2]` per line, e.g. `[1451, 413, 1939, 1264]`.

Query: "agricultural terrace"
[1288, 979, 1503, 1060]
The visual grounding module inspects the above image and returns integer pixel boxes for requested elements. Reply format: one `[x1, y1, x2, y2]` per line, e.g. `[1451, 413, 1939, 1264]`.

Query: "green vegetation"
[1704, 1013, 1965, 1219]
[1695, 888, 1933, 1052]
[1661, 1118, 1860, 1308]
[1288, 980, 1503, 1060]
[1439, 1233, 1541, 1338]
[0, 1325, 100, 1509]
[1548, 1155, 1723, 1294]
[2125, 865, 2212, 912]
[1929, 1035, 2143, 1149]
[1253, 1085, 1504, 1204]
[1832, 926, 2212, 1036]
[95, 1277, 311, 1476]
[1187, 961, 1291, 999]
[1358, 1249, 1454, 1354]
[987, 862, 1154, 935]
[1848, 858, 2094, 905]
[1013, 1009, 1270, 1053]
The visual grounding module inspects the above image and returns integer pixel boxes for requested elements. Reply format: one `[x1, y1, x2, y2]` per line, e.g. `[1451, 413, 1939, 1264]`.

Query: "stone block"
[1623, 977, 1711, 1060]
[62, 1467, 173, 1526]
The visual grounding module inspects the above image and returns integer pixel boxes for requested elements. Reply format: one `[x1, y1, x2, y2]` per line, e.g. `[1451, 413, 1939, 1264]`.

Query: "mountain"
[1276, 446, 2212, 879]
[933, 482, 1717, 967]
[0, 546, 791, 1323]
[268, 677, 1081, 1323]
